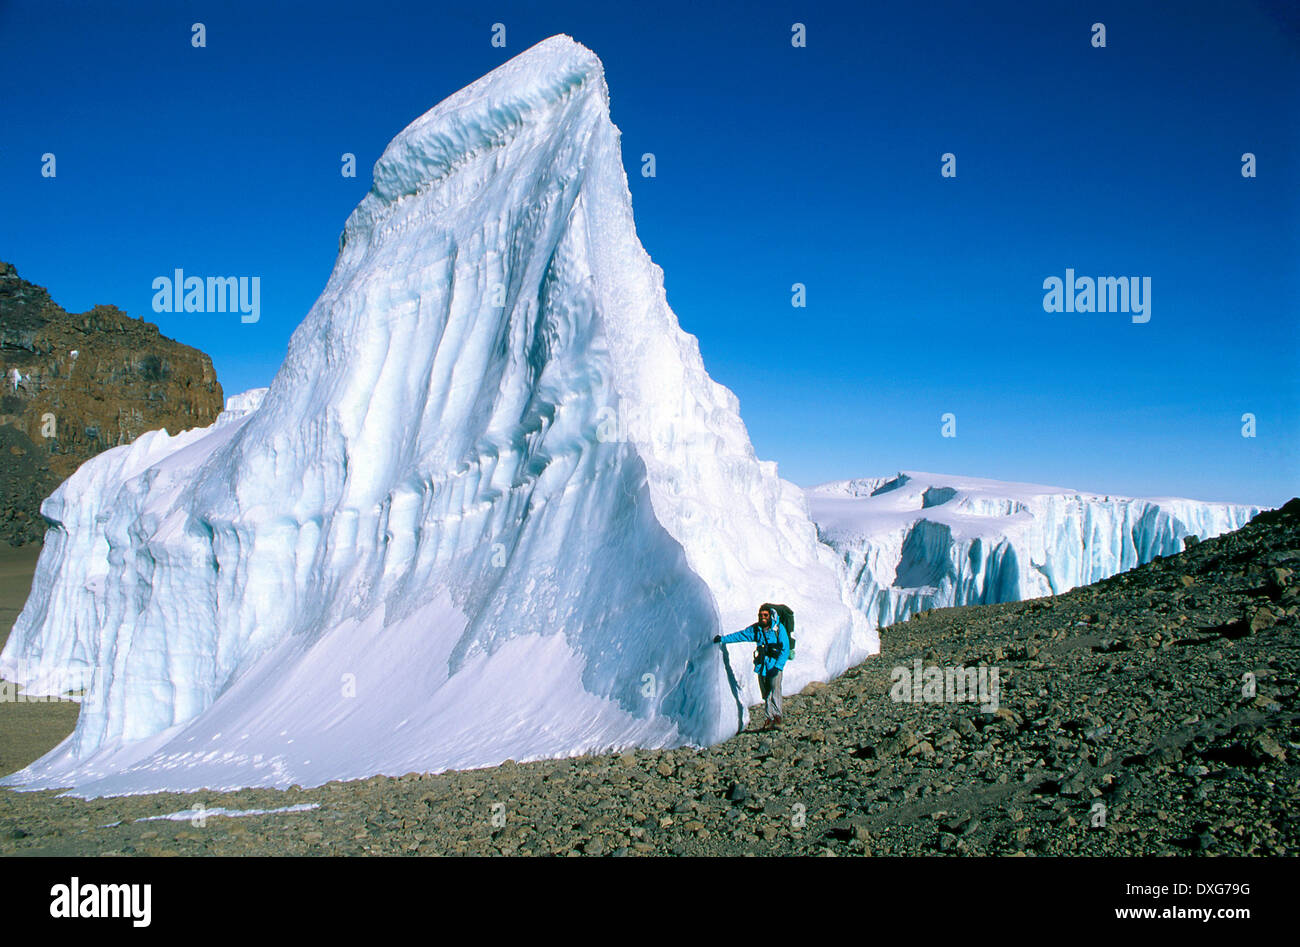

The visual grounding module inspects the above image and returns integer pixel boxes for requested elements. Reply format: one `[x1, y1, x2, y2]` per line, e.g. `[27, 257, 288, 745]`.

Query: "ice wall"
[0, 37, 870, 796]
[808, 471, 1262, 630]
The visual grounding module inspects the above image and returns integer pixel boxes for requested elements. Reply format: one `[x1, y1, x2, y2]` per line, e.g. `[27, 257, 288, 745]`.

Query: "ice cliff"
[0, 37, 871, 796]
[807, 471, 1262, 631]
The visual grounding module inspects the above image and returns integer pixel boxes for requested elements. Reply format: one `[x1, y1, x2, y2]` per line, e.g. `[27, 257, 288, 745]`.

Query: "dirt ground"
[0, 543, 79, 777]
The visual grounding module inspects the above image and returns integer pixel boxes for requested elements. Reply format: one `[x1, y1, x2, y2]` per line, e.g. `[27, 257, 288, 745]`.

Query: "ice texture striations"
[0, 37, 872, 796]
[807, 471, 1262, 631]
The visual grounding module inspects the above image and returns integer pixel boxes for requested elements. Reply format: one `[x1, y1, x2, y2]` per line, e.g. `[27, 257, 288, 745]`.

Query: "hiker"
[713, 604, 790, 730]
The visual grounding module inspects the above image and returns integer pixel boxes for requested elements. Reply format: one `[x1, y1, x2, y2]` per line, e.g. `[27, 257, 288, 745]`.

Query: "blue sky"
[2, 0, 1296, 506]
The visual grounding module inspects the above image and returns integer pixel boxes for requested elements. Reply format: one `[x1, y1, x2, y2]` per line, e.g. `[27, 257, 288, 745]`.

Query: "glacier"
[0, 36, 873, 797]
[807, 471, 1262, 631]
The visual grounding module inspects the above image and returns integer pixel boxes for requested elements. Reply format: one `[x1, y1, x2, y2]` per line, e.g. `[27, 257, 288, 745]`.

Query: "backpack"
[761, 602, 796, 661]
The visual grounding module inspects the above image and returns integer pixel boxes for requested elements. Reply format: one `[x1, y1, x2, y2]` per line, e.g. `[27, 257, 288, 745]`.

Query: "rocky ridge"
[0, 261, 223, 545]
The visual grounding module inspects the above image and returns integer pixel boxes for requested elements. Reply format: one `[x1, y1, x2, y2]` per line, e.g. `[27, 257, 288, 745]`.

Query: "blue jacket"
[720, 619, 790, 675]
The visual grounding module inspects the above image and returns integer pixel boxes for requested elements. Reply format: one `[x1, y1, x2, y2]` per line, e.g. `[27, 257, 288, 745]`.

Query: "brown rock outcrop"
[0, 261, 223, 545]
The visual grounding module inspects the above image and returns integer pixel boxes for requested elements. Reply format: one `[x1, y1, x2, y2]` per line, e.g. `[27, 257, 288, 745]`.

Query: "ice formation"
[807, 471, 1262, 630]
[1, 37, 871, 796]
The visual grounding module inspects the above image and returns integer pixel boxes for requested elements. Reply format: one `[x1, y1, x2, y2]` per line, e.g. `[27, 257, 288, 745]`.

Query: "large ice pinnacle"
[1, 36, 874, 796]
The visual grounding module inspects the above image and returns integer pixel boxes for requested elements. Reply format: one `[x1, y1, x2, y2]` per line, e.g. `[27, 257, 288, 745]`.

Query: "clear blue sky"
[2, 0, 1296, 506]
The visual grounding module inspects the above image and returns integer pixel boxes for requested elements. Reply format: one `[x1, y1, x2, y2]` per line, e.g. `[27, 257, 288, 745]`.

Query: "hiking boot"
[772, 715, 783, 729]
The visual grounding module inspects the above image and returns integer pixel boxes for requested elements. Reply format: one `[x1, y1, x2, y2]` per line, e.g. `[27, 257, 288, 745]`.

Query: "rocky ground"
[1, 501, 1296, 857]
[0, 260, 223, 544]
[0, 544, 77, 782]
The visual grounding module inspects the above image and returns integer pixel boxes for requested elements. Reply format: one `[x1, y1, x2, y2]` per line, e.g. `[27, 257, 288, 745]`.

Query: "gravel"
[2, 499, 1297, 857]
